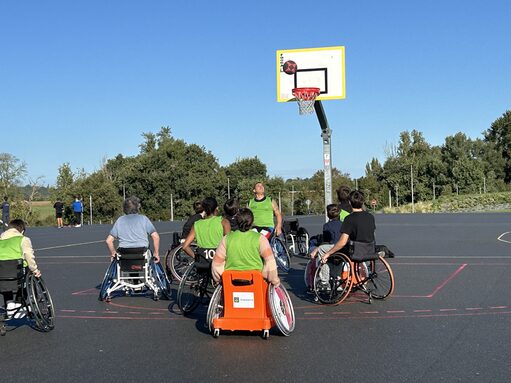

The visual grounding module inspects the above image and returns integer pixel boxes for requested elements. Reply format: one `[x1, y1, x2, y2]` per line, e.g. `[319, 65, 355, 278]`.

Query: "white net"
[292, 88, 320, 115]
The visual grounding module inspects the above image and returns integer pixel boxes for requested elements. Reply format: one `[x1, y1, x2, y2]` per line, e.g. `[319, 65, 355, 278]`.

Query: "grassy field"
[31, 201, 54, 222]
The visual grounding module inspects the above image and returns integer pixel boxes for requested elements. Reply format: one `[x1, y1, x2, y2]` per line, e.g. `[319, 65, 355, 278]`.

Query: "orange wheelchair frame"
[207, 270, 295, 339]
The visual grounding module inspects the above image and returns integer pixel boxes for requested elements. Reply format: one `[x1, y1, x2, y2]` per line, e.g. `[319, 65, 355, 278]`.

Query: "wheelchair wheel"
[177, 264, 204, 314]
[166, 243, 195, 282]
[25, 274, 55, 332]
[151, 261, 172, 300]
[271, 237, 291, 273]
[268, 284, 295, 336]
[303, 259, 316, 291]
[366, 257, 394, 299]
[207, 285, 223, 333]
[99, 259, 118, 302]
[313, 254, 353, 305]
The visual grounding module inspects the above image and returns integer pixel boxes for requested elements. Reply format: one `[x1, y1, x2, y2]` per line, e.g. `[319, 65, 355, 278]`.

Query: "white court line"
[35, 231, 175, 251]
[497, 232, 511, 244]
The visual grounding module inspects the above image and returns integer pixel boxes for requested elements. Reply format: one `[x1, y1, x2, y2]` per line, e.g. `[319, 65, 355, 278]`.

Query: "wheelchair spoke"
[313, 254, 352, 305]
[366, 257, 394, 299]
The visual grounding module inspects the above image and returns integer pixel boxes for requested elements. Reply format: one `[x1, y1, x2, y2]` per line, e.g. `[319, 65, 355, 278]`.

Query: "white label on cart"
[233, 292, 254, 308]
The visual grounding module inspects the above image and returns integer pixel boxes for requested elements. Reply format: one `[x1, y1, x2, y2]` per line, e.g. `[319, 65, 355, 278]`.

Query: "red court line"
[427, 263, 467, 298]
[393, 263, 467, 298]
[58, 315, 187, 321]
[297, 310, 511, 321]
[72, 288, 98, 296]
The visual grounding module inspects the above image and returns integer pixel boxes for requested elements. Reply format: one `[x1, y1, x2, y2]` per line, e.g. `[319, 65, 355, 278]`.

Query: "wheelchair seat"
[0, 259, 24, 293]
[349, 241, 379, 262]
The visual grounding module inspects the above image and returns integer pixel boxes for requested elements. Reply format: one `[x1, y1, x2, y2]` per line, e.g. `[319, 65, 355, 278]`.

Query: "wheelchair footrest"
[213, 317, 272, 332]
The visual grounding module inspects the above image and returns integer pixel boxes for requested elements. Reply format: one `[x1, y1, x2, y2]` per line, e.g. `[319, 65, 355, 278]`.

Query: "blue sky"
[1, 0, 510, 185]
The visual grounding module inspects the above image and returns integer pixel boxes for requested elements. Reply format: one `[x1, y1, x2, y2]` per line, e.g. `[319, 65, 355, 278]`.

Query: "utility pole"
[289, 185, 298, 216]
[170, 193, 174, 221]
[89, 195, 93, 225]
[411, 164, 415, 213]
[483, 176, 486, 194]
[395, 184, 399, 207]
[227, 177, 231, 199]
[389, 190, 392, 208]
[433, 181, 436, 200]
[123, 184, 126, 200]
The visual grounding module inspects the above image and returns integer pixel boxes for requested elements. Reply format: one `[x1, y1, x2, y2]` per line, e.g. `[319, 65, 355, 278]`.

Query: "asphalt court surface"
[1, 213, 511, 382]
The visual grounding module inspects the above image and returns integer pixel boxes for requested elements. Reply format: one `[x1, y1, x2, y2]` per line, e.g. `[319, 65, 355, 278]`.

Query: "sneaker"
[317, 282, 331, 292]
[6, 301, 22, 319]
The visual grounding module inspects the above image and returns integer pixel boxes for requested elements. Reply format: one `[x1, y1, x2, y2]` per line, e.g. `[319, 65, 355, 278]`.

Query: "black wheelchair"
[99, 248, 171, 302]
[176, 248, 217, 315]
[0, 259, 55, 335]
[283, 219, 309, 257]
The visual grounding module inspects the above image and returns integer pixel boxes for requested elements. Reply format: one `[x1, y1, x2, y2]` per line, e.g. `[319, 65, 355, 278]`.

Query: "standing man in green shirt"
[248, 182, 282, 239]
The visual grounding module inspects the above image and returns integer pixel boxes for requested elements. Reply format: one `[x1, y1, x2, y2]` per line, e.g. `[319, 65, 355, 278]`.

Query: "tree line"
[1, 110, 510, 225]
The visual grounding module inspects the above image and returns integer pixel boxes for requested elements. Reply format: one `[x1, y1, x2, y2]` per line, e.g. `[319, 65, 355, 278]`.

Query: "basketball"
[282, 60, 297, 75]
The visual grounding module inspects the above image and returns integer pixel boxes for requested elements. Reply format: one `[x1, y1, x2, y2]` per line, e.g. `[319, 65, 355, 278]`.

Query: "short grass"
[31, 201, 54, 221]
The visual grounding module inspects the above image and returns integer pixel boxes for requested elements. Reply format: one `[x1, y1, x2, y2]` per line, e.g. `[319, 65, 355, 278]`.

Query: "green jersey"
[194, 216, 224, 248]
[248, 197, 274, 228]
[225, 230, 263, 271]
[0, 236, 23, 261]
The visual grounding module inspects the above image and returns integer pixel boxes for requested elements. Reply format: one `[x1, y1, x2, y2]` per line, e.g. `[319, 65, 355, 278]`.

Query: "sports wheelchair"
[283, 219, 309, 257]
[305, 241, 394, 305]
[0, 259, 55, 335]
[207, 270, 295, 338]
[99, 248, 171, 302]
[177, 247, 218, 315]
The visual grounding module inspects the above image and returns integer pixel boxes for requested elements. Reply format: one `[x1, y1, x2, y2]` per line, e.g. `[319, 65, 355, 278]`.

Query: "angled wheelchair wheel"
[99, 259, 118, 302]
[366, 257, 394, 299]
[207, 285, 223, 334]
[151, 260, 172, 300]
[25, 274, 55, 332]
[271, 237, 291, 273]
[269, 284, 295, 336]
[313, 254, 353, 305]
[166, 244, 195, 282]
[177, 264, 204, 314]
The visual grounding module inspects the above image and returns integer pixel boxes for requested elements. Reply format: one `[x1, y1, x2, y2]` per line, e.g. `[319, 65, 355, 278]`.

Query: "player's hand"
[320, 254, 330, 264]
[153, 254, 160, 263]
[33, 269, 41, 278]
[310, 248, 318, 258]
[276, 227, 282, 237]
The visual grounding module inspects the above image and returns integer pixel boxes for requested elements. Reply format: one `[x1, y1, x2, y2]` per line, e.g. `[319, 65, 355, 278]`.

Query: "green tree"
[0, 153, 26, 196]
[484, 110, 511, 182]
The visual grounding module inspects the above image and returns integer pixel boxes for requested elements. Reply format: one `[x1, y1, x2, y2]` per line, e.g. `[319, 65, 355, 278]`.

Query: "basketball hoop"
[292, 87, 320, 115]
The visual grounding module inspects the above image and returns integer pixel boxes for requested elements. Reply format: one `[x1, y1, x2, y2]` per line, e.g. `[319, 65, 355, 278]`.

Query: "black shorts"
[56, 212, 63, 218]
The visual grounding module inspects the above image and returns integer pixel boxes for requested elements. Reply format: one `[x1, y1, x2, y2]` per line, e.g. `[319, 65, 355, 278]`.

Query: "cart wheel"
[213, 328, 220, 338]
[262, 330, 270, 339]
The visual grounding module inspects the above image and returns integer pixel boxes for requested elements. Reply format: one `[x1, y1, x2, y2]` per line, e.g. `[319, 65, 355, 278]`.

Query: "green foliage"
[484, 110, 511, 182]
[0, 153, 26, 197]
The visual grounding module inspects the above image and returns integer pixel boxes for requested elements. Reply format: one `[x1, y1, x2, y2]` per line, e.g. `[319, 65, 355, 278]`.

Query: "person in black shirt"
[53, 199, 64, 228]
[223, 198, 239, 231]
[321, 190, 375, 264]
[181, 201, 204, 239]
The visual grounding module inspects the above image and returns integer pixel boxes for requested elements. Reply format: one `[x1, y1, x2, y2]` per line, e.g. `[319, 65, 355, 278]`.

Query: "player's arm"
[151, 231, 160, 263]
[212, 236, 227, 283]
[182, 226, 196, 258]
[321, 233, 349, 263]
[272, 199, 283, 236]
[106, 235, 117, 258]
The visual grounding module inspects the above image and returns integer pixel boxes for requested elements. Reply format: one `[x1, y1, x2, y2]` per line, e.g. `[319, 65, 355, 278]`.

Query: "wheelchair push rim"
[207, 285, 223, 333]
[166, 243, 195, 282]
[177, 264, 205, 314]
[151, 260, 172, 300]
[99, 259, 118, 301]
[271, 237, 291, 273]
[25, 273, 55, 332]
[313, 254, 353, 305]
[268, 284, 295, 336]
